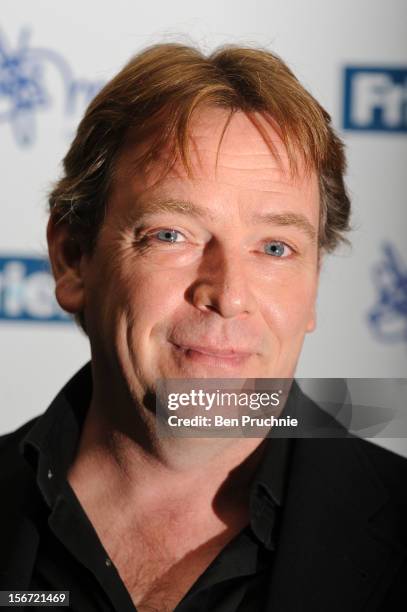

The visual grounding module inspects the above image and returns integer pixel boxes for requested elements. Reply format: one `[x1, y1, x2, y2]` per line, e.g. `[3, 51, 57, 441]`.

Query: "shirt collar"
[19, 361, 92, 507]
[249, 435, 292, 550]
[19, 361, 294, 548]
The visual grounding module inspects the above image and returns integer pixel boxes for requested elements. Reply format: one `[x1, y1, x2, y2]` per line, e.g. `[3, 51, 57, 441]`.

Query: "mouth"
[170, 342, 254, 369]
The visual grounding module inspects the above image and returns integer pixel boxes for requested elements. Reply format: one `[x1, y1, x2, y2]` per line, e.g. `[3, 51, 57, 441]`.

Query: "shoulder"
[0, 417, 45, 533]
[288, 386, 407, 513]
[355, 437, 407, 502]
[0, 361, 92, 480]
[293, 385, 407, 489]
[293, 433, 407, 515]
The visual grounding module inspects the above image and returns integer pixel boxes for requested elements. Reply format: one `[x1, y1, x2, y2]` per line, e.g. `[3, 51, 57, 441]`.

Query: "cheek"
[116, 265, 186, 333]
[260, 273, 318, 334]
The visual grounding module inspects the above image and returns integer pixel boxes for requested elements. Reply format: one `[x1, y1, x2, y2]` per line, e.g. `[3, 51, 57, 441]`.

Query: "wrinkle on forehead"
[112, 109, 318, 213]
[107, 113, 320, 250]
[147, 177, 317, 203]
[188, 109, 294, 174]
[116, 108, 309, 186]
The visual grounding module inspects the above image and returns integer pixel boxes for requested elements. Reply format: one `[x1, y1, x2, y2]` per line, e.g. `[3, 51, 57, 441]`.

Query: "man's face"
[60, 109, 320, 398]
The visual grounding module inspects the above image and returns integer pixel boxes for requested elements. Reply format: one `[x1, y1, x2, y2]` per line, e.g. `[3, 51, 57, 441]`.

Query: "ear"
[47, 216, 86, 314]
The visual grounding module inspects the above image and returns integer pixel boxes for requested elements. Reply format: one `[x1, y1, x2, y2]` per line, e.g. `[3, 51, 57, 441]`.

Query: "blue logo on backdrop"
[368, 243, 407, 343]
[0, 256, 71, 322]
[0, 28, 105, 146]
[343, 67, 407, 132]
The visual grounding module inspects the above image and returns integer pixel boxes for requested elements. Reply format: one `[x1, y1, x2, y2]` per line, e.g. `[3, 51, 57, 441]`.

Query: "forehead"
[112, 108, 319, 214]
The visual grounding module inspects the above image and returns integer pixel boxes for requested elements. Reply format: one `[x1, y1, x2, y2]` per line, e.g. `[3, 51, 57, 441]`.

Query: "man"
[0, 43, 406, 611]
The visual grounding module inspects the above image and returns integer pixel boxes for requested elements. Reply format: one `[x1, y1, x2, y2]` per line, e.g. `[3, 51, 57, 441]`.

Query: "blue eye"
[156, 229, 183, 243]
[264, 241, 289, 257]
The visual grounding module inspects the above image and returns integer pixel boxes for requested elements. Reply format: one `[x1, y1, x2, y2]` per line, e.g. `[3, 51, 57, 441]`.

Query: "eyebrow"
[131, 199, 217, 223]
[129, 199, 317, 242]
[251, 211, 317, 242]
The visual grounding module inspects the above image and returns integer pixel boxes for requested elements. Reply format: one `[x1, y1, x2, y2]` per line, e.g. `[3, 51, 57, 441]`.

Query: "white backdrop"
[1, 1, 406, 455]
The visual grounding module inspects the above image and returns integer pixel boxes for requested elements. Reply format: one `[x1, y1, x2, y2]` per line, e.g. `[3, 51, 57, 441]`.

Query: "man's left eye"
[264, 241, 291, 257]
[155, 229, 185, 243]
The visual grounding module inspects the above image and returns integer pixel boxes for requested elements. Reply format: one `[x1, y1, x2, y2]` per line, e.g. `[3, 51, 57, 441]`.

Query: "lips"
[168, 340, 255, 370]
[171, 342, 254, 358]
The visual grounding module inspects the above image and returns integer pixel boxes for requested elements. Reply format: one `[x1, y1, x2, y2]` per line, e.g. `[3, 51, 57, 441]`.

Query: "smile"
[171, 342, 253, 368]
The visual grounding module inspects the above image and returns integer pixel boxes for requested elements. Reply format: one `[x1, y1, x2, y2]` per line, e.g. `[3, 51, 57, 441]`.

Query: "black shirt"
[19, 362, 293, 612]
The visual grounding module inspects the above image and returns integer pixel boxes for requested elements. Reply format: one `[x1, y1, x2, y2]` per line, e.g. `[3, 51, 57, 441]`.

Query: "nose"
[188, 241, 257, 319]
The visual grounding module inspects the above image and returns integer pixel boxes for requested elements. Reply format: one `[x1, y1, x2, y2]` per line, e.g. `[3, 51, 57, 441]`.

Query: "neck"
[67, 376, 269, 520]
